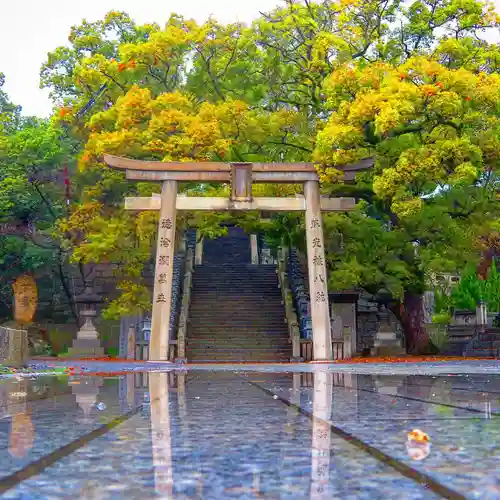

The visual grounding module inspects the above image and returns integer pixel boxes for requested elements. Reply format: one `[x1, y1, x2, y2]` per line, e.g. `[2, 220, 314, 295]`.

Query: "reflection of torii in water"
[310, 372, 333, 500]
[149, 372, 174, 498]
[2, 379, 35, 459]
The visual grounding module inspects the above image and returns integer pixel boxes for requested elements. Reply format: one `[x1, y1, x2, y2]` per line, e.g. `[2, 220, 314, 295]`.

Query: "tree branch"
[267, 140, 312, 153]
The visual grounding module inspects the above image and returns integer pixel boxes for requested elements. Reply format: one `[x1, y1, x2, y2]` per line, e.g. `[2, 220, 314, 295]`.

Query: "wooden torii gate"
[104, 154, 372, 362]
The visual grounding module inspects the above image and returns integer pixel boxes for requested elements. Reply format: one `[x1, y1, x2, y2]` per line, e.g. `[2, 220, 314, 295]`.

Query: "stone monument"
[371, 290, 406, 356]
[68, 281, 104, 357]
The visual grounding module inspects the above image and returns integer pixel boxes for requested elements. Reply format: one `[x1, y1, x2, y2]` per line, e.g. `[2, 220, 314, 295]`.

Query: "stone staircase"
[187, 227, 291, 362]
[463, 327, 500, 357]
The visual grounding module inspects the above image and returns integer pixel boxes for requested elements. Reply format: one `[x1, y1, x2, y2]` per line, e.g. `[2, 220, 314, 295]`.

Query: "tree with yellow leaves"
[315, 57, 499, 350]
[58, 86, 303, 316]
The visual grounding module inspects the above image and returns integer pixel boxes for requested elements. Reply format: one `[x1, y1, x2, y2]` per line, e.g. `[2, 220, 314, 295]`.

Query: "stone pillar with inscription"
[151, 180, 178, 361]
[126, 324, 136, 360]
[250, 234, 259, 265]
[195, 230, 204, 266]
[304, 181, 333, 361]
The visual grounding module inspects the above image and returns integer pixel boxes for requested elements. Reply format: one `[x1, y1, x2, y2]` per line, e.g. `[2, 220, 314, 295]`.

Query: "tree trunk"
[400, 292, 429, 353]
[477, 246, 496, 279]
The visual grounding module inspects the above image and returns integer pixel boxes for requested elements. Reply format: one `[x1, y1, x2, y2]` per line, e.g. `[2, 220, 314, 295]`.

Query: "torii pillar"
[304, 181, 331, 360]
[150, 180, 177, 361]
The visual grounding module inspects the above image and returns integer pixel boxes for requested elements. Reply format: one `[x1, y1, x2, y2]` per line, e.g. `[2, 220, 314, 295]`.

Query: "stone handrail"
[176, 247, 195, 361]
[276, 247, 301, 360]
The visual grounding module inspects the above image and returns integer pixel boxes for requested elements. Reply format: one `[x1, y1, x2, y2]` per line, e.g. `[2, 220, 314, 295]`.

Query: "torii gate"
[104, 154, 372, 362]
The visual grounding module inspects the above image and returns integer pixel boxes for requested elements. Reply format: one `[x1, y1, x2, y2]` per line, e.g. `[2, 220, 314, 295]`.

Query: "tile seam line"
[399, 382, 500, 397]
[244, 378, 466, 500]
[333, 384, 500, 417]
[0, 405, 144, 495]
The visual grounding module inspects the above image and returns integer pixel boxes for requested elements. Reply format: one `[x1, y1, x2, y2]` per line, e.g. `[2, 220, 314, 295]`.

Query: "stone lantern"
[371, 289, 406, 356]
[68, 280, 104, 357]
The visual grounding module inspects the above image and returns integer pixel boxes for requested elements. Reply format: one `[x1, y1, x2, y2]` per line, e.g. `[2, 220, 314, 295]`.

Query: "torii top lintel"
[103, 154, 374, 185]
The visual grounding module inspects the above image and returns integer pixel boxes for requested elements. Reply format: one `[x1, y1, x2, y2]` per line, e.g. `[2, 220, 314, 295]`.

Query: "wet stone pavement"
[0, 366, 499, 499]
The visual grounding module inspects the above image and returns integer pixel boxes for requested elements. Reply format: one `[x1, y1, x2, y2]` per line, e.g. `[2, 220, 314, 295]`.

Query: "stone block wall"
[355, 292, 405, 353]
[357, 312, 380, 352]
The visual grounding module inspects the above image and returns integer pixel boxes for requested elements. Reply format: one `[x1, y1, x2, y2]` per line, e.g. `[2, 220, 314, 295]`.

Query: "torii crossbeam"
[104, 154, 372, 362]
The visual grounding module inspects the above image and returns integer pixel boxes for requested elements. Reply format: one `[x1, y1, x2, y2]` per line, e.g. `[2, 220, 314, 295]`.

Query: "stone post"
[0, 326, 28, 367]
[150, 180, 177, 361]
[69, 282, 104, 358]
[250, 234, 259, 265]
[69, 310, 104, 358]
[195, 230, 204, 266]
[343, 326, 352, 359]
[371, 305, 405, 356]
[331, 297, 357, 357]
[422, 290, 435, 325]
[304, 181, 332, 361]
[126, 324, 136, 360]
[476, 301, 488, 327]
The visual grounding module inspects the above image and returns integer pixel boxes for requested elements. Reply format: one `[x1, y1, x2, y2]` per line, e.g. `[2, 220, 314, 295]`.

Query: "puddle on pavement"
[0, 370, 499, 499]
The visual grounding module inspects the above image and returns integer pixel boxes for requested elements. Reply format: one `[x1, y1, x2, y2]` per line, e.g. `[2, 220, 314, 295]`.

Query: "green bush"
[428, 324, 449, 351]
[448, 259, 500, 312]
[432, 312, 451, 325]
[105, 347, 119, 358]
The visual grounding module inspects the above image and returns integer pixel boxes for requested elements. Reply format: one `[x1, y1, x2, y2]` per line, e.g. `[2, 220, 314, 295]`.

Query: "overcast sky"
[1, 0, 499, 118]
[0, 0, 279, 117]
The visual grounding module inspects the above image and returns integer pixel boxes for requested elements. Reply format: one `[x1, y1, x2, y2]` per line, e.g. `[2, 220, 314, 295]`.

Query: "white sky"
[1, 0, 499, 118]
[0, 0, 279, 117]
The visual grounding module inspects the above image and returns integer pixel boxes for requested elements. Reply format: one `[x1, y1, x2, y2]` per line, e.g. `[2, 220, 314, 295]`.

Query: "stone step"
[193, 282, 279, 285]
[192, 287, 280, 292]
[463, 348, 499, 357]
[189, 300, 284, 305]
[188, 344, 290, 350]
[188, 333, 289, 338]
[192, 291, 280, 294]
[187, 350, 291, 357]
[186, 230, 289, 361]
[188, 334, 288, 338]
[187, 313, 288, 320]
[190, 302, 284, 305]
[471, 341, 500, 350]
[188, 338, 289, 343]
[188, 322, 287, 326]
[192, 286, 279, 290]
[187, 357, 291, 362]
[188, 309, 286, 315]
[477, 334, 500, 342]
[188, 325, 288, 330]
[187, 344, 290, 351]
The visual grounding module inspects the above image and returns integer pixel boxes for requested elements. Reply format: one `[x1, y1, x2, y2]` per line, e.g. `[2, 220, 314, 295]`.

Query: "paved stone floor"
[0, 363, 499, 498]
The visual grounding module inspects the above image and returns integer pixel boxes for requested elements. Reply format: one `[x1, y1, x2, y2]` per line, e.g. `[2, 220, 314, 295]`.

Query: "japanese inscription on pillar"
[310, 217, 328, 304]
[155, 217, 174, 308]
[304, 180, 332, 360]
[150, 180, 178, 360]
